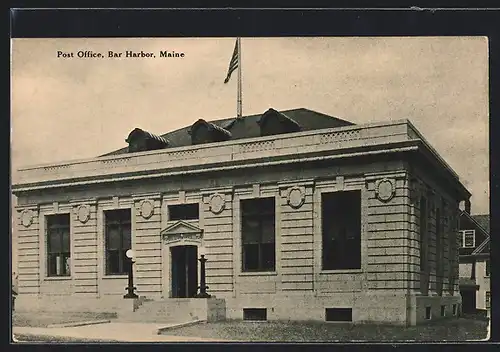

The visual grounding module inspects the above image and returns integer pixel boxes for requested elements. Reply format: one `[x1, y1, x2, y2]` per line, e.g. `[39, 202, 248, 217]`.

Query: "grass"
[12, 311, 121, 343]
[11, 311, 489, 343]
[13, 334, 121, 343]
[12, 311, 118, 328]
[161, 318, 489, 342]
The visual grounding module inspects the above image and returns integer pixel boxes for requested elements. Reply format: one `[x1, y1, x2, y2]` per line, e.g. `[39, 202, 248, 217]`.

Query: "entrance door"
[460, 289, 477, 314]
[171, 245, 198, 298]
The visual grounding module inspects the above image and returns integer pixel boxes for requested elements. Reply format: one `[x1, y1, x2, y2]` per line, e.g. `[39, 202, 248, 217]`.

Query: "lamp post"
[195, 246, 211, 298]
[124, 249, 138, 299]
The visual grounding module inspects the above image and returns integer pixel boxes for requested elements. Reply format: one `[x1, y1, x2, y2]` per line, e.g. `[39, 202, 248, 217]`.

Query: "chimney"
[464, 199, 471, 214]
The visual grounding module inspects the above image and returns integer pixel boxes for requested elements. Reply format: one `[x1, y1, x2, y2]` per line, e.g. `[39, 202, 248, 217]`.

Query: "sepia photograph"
[11, 35, 490, 342]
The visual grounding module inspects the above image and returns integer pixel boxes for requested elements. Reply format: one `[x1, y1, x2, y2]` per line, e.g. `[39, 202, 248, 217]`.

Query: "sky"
[11, 37, 489, 269]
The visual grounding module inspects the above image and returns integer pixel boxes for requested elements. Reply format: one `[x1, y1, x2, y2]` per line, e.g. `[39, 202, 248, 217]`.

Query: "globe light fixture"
[124, 248, 138, 299]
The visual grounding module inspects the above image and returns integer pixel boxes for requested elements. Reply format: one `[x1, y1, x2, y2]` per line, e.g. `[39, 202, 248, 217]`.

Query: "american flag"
[224, 40, 239, 84]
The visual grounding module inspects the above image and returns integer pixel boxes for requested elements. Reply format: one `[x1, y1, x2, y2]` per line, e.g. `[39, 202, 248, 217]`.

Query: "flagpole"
[237, 37, 242, 118]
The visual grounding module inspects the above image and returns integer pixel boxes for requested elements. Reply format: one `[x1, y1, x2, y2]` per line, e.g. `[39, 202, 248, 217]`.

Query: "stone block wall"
[14, 151, 464, 325]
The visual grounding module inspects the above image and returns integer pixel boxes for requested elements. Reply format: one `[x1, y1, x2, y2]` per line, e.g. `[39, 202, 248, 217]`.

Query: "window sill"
[103, 274, 128, 279]
[44, 276, 72, 281]
[320, 269, 363, 275]
[239, 271, 277, 277]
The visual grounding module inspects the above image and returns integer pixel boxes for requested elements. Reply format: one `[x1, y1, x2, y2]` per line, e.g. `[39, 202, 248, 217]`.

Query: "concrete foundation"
[15, 291, 461, 326]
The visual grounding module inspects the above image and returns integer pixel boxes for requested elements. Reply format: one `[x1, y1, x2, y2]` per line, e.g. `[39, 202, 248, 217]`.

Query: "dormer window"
[189, 119, 232, 145]
[257, 108, 301, 137]
[459, 229, 475, 248]
[126, 128, 170, 153]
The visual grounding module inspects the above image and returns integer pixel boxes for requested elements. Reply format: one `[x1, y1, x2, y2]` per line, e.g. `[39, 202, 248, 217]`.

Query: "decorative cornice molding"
[161, 220, 204, 245]
[365, 171, 407, 181]
[13, 142, 421, 192]
[15, 204, 39, 212]
[233, 186, 254, 196]
[69, 198, 98, 206]
[161, 220, 203, 235]
[277, 178, 315, 188]
[132, 192, 162, 201]
[163, 232, 203, 245]
[200, 186, 234, 196]
[161, 193, 179, 202]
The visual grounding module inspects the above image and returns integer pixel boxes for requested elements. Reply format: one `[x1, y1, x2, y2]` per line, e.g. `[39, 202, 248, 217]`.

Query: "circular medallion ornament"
[140, 200, 154, 219]
[76, 204, 91, 224]
[376, 178, 395, 202]
[21, 209, 34, 228]
[287, 186, 305, 209]
[209, 193, 225, 215]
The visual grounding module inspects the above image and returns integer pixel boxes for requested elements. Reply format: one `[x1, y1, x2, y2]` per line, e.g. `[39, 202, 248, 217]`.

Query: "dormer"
[257, 108, 302, 137]
[189, 119, 232, 145]
[126, 128, 170, 153]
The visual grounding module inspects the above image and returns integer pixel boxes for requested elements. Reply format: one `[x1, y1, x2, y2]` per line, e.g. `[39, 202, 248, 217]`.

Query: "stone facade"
[13, 118, 470, 325]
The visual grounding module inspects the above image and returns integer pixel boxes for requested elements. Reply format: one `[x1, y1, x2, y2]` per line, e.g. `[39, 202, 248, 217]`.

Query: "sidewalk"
[13, 322, 232, 342]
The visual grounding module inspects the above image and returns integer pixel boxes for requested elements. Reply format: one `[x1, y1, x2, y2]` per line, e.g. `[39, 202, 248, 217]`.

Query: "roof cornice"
[12, 120, 469, 199]
[13, 141, 419, 192]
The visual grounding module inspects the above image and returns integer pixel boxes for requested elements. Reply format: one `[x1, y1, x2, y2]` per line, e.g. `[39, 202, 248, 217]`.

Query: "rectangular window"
[322, 191, 361, 270]
[419, 196, 428, 272]
[46, 214, 71, 277]
[485, 259, 490, 277]
[241, 197, 275, 272]
[325, 308, 353, 322]
[105, 209, 132, 275]
[436, 207, 443, 296]
[441, 305, 446, 317]
[452, 304, 458, 316]
[486, 292, 491, 309]
[243, 308, 267, 321]
[460, 230, 475, 248]
[425, 306, 432, 320]
[448, 215, 457, 294]
[168, 204, 199, 221]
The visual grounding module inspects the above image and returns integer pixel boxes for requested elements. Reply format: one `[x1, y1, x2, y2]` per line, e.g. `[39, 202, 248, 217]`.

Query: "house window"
[105, 209, 132, 275]
[485, 259, 490, 277]
[322, 190, 361, 270]
[241, 197, 275, 272]
[486, 292, 491, 309]
[168, 204, 199, 221]
[46, 214, 71, 277]
[452, 304, 458, 316]
[425, 306, 432, 320]
[460, 230, 475, 248]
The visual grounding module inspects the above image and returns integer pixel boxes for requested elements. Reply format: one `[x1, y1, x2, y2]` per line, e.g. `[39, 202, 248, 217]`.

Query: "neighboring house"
[12, 271, 18, 292]
[458, 212, 490, 314]
[12, 272, 18, 310]
[12, 107, 471, 326]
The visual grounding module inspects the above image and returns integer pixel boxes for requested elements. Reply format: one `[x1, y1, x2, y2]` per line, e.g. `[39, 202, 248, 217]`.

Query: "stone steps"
[116, 299, 200, 324]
